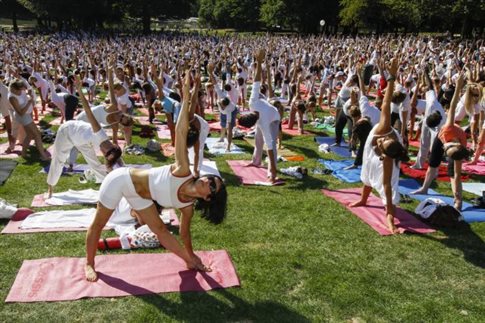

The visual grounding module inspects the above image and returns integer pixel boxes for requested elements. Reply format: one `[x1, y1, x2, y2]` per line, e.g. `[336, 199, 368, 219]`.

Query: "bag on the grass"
[415, 198, 463, 227]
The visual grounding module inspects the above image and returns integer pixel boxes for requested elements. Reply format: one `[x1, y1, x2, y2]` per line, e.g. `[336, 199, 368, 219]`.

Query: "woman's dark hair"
[224, 83, 232, 92]
[238, 112, 258, 128]
[391, 91, 407, 104]
[237, 77, 244, 86]
[104, 145, 122, 170]
[168, 92, 181, 102]
[194, 175, 227, 224]
[425, 111, 443, 128]
[296, 101, 306, 112]
[187, 123, 199, 148]
[350, 74, 359, 84]
[383, 140, 410, 163]
[449, 146, 470, 161]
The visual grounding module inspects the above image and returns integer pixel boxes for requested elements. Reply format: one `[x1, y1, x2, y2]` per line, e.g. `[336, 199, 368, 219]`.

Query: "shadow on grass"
[99, 271, 310, 322]
[418, 222, 485, 269]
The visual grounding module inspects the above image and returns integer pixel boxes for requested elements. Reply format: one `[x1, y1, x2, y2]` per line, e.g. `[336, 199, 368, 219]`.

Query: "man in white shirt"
[238, 49, 280, 183]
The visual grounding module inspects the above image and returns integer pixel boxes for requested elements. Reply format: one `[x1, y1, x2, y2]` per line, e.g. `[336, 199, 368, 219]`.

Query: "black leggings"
[335, 109, 353, 145]
[429, 137, 455, 176]
[64, 95, 79, 121]
[352, 119, 372, 166]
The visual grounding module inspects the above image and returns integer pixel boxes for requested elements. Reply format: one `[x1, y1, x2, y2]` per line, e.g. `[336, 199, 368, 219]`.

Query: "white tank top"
[149, 165, 194, 209]
[8, 91, 32, 114]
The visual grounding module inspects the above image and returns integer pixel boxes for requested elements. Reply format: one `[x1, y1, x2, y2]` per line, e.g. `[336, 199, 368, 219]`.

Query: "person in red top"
[411, 72, 470, 210]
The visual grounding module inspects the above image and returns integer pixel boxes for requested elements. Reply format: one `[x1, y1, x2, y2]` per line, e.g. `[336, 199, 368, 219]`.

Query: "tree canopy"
[1, 0, 483, 36]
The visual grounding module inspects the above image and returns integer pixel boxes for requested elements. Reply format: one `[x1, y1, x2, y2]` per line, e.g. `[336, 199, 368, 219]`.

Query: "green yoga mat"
[0, 160, 18, 185]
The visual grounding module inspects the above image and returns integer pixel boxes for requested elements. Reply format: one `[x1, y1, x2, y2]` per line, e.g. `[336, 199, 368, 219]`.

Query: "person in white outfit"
[238, 49, 281, 183]
[47, 76, 122, 198]
[350, 57, 409, 234]
[84, 72, 227, 282]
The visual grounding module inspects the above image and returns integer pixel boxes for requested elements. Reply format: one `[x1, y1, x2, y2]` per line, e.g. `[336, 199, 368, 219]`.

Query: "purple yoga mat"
[6, 250, 240, 302]
[321, 188, 435, 236]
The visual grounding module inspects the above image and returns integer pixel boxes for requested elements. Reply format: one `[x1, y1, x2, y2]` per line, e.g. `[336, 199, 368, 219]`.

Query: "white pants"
[47, 126, 107, 186]
[252, 121, 279, 176]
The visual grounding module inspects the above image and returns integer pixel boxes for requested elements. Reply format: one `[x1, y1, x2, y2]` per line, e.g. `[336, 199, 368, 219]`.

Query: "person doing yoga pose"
[350, 56, 409, 233]
[85, 71, 227, 281]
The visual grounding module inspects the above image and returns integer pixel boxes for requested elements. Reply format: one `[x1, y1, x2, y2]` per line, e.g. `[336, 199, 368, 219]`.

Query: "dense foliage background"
[0, 0, 484, 36]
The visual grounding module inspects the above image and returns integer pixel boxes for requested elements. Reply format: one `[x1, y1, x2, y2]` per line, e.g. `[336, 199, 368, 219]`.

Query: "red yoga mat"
[208, 121, 222, 131]
[400, 162, 469, 182]
[226, 160, 284, 186]
[462, 161, 485, 176]
[5, 250, 240, 302]
[321, 188, 435, 236]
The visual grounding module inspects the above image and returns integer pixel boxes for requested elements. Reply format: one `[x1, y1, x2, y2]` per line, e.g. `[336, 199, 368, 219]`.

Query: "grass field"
[0, 103, 484, 322]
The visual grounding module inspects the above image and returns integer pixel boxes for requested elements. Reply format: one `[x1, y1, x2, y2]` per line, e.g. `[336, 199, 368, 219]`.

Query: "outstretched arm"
[375, 57, 399, 134]
[106, 58, 118, 113]
[446, 71, 465, 127]
[74, 76, 101, 133]
[173, 71, 192, 175]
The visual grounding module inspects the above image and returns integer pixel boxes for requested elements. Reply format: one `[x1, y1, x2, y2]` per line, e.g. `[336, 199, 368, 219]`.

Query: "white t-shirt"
[76, 105, 110, 127]
[62, 120, 108, 146]
[455, 95, 482, 122]
[359, 96, 380, 126]
[250, 82, 281, 145]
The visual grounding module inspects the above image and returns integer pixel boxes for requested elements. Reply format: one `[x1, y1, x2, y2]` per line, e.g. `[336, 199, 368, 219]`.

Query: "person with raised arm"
[350, 56, 409, 233]
[238, 49, 281, 183]
[46, 76, 122, 198]
[84, 71, 227, 282]
[411, 72, 470, 211]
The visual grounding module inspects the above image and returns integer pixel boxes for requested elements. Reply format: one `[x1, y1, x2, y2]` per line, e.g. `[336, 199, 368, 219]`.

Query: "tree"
[0, 0, 32, 32]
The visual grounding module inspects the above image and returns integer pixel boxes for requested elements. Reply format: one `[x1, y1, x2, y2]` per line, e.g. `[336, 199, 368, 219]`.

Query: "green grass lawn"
[0, 108, 484, 322]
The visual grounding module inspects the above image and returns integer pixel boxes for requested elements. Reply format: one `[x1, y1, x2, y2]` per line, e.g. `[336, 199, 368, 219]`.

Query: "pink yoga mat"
[208, 121, 222, 131]
[6, 250, 240, 302]
[0, 143, 22, 159]
[321, 188, 435, 236]
[49, 117, 63, 126]
[462, 161, 485, 176]
[134, 116, 151, 126]
[156, 125, 172, 139]
[1, 209, 179, 234]
[226, 160, 284, 186]
[281, 123, 309, 136]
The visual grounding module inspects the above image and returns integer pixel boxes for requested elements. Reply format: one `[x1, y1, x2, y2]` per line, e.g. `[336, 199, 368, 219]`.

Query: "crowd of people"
[0, 31, 484, 279]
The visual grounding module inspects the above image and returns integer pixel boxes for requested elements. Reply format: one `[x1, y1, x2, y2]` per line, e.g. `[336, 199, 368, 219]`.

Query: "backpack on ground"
[415, 198, 463, 228]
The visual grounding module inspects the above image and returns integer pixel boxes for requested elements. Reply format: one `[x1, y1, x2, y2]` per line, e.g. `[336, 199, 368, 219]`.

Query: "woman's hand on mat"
[187, 255, 212, 272]
[85, 264, 98, 282]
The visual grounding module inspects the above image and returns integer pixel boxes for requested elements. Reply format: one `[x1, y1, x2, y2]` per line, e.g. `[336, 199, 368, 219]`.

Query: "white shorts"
[98, 167, 153, 211]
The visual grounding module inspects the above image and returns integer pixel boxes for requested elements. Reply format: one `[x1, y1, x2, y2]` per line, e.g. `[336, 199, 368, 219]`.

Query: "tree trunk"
[12, 9, 18, 33]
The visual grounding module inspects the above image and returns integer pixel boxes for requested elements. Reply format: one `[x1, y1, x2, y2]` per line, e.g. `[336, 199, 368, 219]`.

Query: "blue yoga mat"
[315, 137, 352, 158]
[398, 179, 485, 223]
[319, 159, 362, 183]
